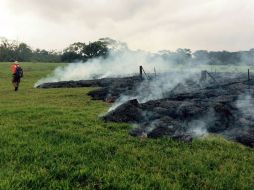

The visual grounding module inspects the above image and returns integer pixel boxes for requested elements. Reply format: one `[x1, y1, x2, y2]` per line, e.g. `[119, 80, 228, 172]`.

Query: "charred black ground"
[37, 76, 142, 103]
[37, 72, 254, 147]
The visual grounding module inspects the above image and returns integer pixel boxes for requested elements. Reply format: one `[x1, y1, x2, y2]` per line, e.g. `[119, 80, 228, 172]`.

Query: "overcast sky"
[0, 0, 254, 52]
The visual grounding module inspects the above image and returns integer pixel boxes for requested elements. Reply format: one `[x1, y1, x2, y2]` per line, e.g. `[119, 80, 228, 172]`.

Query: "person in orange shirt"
[11, 61, 23, 91]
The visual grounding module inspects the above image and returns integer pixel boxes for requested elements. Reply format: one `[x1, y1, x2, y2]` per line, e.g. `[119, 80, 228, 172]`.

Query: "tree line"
[0, 37, 109, 63]
[158, 48, 254, 65]
[0, 38, 61, 62]
[1, 37, 254, 65]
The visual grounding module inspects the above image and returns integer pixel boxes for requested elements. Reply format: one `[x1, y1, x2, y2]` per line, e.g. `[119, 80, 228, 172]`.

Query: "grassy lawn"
[0, 62, 254, 190]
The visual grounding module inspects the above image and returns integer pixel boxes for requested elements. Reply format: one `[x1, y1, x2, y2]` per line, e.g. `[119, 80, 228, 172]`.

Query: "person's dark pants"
[12, 75, 21, 91]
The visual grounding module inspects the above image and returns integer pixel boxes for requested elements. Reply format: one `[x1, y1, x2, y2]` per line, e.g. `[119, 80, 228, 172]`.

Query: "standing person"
[11, 61, 23, 91]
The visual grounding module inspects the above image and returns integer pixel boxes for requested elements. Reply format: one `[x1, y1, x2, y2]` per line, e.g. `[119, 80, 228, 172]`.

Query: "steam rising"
[108, 72, 197, 112]
[35, 44, 202, 114]
[187, 110, 215, 137]
[35, 41, 254, 141]
[236, 92, 254, 120]
[35, 46, 194, 87]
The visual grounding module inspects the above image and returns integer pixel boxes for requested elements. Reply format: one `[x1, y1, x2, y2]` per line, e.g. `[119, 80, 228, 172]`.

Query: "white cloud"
[1, 0, 254, 51]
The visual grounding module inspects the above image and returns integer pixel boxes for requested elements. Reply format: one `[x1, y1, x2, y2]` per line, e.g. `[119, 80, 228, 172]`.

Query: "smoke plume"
[236, 92, 254, 120]
[35, 42, 206, 113]
[108, 71, 198, 111]
[35, 45, 197, 87]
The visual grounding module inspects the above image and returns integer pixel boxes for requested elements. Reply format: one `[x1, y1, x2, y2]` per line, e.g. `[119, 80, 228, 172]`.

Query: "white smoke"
[34, 47, 179, 87]
[34, 42, 205, 112]
[236, 92, 254, 119]
[108, 71, 198, 112]
[35, 40, 211, 113]
[187, 109, 215, 137]
[187, 120, 208, 137]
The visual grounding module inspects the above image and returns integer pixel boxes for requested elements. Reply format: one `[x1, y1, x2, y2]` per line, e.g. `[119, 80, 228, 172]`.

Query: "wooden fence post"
[140, 66, 143, 79]
[200, 70, 207, 81]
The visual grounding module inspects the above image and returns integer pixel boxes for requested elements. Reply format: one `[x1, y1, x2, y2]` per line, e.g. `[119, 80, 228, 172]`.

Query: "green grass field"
[1, 62, 254, 190]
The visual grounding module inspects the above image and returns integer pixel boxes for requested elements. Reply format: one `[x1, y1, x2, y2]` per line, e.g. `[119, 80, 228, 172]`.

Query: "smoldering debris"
[37, 72, 254, 147]
[37, 76, 142, 89]
[37, 76, 143, 103]
[103, 73, 254, 147]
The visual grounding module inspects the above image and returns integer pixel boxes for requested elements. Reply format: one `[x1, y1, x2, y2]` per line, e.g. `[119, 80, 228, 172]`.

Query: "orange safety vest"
[11, 64, 20, 74]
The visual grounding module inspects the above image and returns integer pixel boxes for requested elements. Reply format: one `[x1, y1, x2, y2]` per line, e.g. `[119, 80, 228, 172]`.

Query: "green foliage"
[1, 36, 254, 65]
[0, 38, 18, 61]
[61, 40, 109, 62]
[15, 43, 33, 61]
[0, 38, 61, 62]
[31, 49, 61, 63]
[1, 62, 254, 189]
[192, 49, 254, 65]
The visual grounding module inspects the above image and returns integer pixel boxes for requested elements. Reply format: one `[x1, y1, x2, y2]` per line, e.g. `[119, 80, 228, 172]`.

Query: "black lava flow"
[37, 73, 254, 147]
